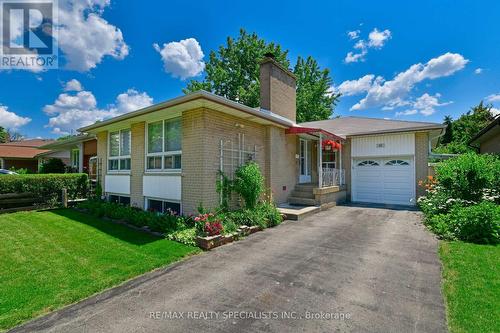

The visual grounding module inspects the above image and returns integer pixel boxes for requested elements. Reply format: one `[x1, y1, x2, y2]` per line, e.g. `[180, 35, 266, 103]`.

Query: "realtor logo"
[0, 0, 58, 69]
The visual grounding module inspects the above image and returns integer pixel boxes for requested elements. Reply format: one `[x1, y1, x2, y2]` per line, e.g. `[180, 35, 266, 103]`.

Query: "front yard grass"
[0, 209, 199, 331]
[439, 241, 499, 333]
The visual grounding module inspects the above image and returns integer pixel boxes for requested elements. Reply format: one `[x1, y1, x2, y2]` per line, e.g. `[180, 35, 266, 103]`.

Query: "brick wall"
[415, 132, 429, 199]
[130, 122, 145, 208]
[259, 58, 296, 123]
[182, 108, 271, 214]
[96, 131, 107, 193]
[266, 126, 297, 204]
[341, 139, 352, 200]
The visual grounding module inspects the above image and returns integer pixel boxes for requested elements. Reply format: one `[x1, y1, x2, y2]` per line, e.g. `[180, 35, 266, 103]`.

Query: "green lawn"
[0, 209, 199, 331]
[439, 241, 500, 333]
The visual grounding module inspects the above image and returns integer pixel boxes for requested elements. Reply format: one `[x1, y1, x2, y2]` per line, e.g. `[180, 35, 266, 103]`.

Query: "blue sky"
[1, 0, 499, 138]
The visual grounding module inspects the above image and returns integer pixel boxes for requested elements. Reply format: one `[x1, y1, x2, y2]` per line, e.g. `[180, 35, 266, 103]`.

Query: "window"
[147, 199, 181, 215]
[146, 118, 182, 171]
[108, 129, 131, 171]
[71, 149, 80, 169]
[108, 194, 130, 206]
[322, 150, 336, 169]
[385, 159, 409, 166]
[357, 160, 379, 166]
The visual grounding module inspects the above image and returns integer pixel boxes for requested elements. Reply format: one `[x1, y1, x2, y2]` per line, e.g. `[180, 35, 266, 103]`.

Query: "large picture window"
[108, 129, 131, 171]
[146, 118, 182, 171]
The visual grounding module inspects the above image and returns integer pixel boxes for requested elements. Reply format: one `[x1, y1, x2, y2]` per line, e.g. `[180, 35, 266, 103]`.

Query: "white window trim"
[145, 117, 182, 173]
[71, 148, 80, 169]
[108, 128, 132, 174]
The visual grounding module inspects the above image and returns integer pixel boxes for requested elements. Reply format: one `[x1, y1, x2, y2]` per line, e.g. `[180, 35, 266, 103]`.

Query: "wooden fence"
[0, 192, 39, 213]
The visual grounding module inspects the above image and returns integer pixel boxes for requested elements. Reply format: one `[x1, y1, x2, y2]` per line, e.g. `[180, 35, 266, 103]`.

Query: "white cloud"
[334, 74, 377, 96]
[44, 88, 153, 135]
[395, 109, 417, 117]
[486, 93, 500, 103]
[57, 0, 129, 71]
[347, 30, 360, 40]
[474, 68, 483, 74]
[367, 28, 392, 48]
[412, 93, 452, 116]
[491, 107, 500, 116]
[0, 105, 31, 129]
[113, 89, 153, 113]
[344, 28, 391, 63]
[153, 38, 205, 79]
[348, 53, 468, 110]
[3, 0, 129, 72]
[64, 79, 83, 92]
[344, 50, 367, 63]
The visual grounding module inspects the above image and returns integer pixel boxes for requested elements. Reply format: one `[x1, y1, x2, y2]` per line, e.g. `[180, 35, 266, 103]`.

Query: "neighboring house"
[39, 134, 97, 174]
[469, 116, 500, 154]
[77, 55, 445, 214]
[0, 139, 69, 172]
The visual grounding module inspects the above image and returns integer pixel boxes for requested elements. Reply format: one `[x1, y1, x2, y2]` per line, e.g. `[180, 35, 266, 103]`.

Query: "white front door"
[299, 139, 311, 183]
[352, 157, 415, 205]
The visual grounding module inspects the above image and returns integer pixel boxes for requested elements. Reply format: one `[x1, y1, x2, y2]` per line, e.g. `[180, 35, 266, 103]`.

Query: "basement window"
[108, 194, 131, 206]
[146, 198, 181, 215]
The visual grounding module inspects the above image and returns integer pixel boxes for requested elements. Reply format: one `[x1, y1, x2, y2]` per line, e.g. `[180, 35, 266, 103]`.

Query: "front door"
[299, 139, 311, 183]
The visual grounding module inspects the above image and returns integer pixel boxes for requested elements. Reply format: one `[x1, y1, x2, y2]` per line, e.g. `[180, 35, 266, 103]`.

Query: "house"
[38, 134, 98, 174]
[77, 55, 445, 214]
[469, 116, 500, 154]
[0, 139, 69, 172]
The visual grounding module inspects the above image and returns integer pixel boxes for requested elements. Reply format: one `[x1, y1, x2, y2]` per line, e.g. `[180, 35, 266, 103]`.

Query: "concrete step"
[277, 205, 320, 221]
[288, 197, 317, 206]
[294, 184, 317, 191]
[290, 190, 315, 199]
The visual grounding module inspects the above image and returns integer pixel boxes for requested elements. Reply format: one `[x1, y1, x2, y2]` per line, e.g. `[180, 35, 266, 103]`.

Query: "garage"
[350, 133, 417, 206]
[352, 157, 415, 205]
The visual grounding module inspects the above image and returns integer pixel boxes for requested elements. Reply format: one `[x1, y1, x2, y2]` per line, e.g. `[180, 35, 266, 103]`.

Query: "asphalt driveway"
[11, 206, 447, 333]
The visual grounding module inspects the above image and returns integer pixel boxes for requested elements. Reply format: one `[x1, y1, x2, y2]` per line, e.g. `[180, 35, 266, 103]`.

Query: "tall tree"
[435, 101, 495, 154]
[0, 127, 7, 143]
[440, 115, 453, 145]
[294, 56, 339, 122]
[184, 29, 339, 122]
[184, 29, 289, 108]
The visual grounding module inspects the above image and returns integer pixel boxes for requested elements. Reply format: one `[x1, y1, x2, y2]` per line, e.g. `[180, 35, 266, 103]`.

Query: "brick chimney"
[259, 53, 297, 123]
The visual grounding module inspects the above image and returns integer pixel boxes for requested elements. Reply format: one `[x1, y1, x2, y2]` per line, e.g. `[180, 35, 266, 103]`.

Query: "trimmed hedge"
[0, 174, 89, 204]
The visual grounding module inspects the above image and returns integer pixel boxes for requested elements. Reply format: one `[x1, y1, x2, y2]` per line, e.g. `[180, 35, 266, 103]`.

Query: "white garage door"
[352, 157, 415, 206]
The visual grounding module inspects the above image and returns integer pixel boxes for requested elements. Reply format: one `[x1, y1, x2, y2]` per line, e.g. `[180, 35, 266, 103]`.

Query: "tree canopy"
[184, 29, 340, 123]
[435, 101, 496, 154]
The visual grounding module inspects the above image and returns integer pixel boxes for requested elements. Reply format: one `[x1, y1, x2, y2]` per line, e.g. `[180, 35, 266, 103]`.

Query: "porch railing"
[321, 168, 345, 187]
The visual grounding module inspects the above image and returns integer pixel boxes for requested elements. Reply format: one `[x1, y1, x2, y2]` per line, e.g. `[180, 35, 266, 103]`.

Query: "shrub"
[258, 201, 283, 227]
[0, 174, 88, 205]
[40, 158, 66, 174]
[435, 153, 500, 203]
[77, 199, 186, 234]
[166, 228, 197, 246]
[427, 202, 499, 244]
[233, 162, 264, 209]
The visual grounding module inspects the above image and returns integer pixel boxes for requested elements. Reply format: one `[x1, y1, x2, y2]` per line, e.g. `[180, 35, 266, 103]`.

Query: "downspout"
[428, 127, 458, 159]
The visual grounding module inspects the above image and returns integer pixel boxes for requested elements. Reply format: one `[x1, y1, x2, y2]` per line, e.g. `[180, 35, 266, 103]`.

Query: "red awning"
[285, 126, 344, 141]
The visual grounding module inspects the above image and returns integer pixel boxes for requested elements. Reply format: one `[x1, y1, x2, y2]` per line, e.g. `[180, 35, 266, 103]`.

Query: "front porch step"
[294, 183, 317, 191]
[290, 190, 315, 199]
[277, 205, 320, 221]
[288, 197, 317, 206]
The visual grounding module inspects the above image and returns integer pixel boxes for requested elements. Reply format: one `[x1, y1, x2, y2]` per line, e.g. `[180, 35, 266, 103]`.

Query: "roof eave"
[78, 90, 294, 133]
[345, 125, 446, 137]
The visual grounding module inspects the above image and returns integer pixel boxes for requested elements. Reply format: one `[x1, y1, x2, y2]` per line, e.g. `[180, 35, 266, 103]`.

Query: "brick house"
[78, 56, 445, 214]
[0, 139, 69, 172]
